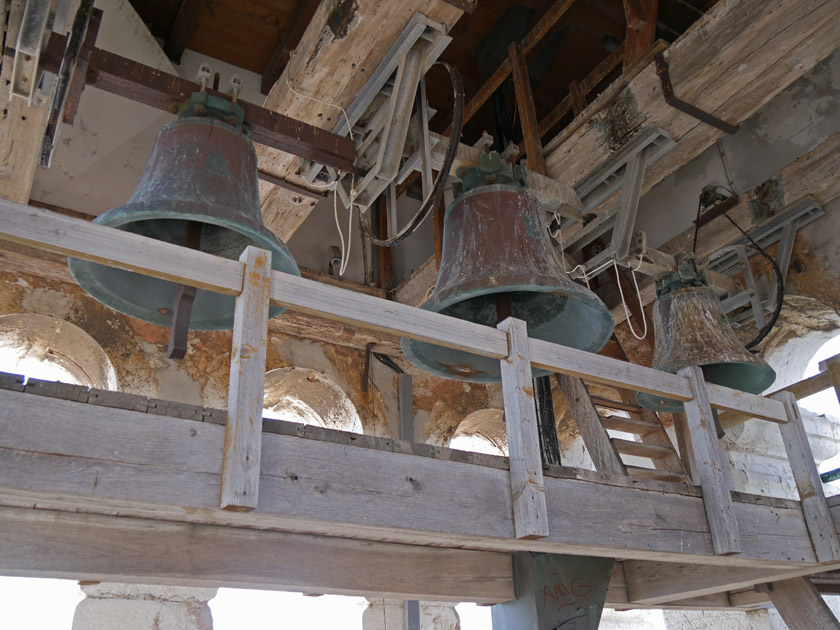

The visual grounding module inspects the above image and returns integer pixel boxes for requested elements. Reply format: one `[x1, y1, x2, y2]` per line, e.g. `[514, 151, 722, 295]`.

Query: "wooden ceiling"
[128, 0, 709, 143]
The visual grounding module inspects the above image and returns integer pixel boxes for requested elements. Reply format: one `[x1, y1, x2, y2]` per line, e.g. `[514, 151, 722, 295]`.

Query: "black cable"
[720, 212, 785, 349]
[373, 352, 404, 374]
[361, 61, 465, 247]
[692, 196, 703, 253]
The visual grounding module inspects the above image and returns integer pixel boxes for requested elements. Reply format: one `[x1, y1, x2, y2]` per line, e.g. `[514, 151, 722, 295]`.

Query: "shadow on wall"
[262, 366, 363, 433]
[0, 313, 118, 390]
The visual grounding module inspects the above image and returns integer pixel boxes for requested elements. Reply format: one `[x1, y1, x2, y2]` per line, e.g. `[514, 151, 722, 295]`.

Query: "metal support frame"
[705, 198, 825, 328]
[304, 12, 450, 212]
[9, 0, 54, 104]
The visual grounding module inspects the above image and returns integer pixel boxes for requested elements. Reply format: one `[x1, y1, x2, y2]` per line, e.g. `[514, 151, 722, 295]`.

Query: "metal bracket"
[704, 198, 825, 328]
[562, 125, 675, 279]
[654, 53, 739, 135]
[10, 0, 52, 104]
[303, 12, 450, 213]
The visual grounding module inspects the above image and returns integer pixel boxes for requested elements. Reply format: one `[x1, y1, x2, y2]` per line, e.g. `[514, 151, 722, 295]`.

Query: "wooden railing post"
[497, 317, 549, 540]
[678, 366, 741, 555]
[822, 355, 840, 408]
[773, 391, 840, 562]
[220, 246, 272, 511]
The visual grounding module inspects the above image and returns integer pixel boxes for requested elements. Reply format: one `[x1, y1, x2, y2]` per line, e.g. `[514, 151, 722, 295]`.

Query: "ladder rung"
[626, 466, 691, 484]
[590, 396, 642, 414]
[601, 414, 661, 434]
[612, 438, 674, 459]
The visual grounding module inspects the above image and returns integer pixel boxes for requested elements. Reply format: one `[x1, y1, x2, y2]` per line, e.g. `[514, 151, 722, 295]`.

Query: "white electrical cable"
[614, 259, 648, 340]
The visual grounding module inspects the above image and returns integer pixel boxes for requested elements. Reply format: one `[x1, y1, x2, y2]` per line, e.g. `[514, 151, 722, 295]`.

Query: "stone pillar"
[72, 583, 217, 630]
[362, 599, 459, 630]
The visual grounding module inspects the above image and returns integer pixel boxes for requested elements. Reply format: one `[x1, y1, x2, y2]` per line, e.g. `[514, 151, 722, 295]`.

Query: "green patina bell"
[637, 264, 776, 412]
[68, 92, 299, 330]
[401, 153, 614, 382]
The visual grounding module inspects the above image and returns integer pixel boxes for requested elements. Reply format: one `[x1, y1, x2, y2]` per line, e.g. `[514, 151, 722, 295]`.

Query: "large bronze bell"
[401, 155, 614, 382]
[69, 93, 299, 330]
[637, 264, 776, 412]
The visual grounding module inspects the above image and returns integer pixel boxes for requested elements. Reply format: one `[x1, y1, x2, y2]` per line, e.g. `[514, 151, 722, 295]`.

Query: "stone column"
[363, 599, 460, 630]
[72, 583, 217, 630]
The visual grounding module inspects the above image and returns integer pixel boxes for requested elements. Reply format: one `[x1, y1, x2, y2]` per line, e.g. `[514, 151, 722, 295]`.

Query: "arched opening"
[449, 408, 508, 456]
[262, 367, 362, 433]
[0, 313, 118, 389]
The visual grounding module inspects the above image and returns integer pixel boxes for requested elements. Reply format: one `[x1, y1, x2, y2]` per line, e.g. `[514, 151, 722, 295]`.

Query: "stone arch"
[263, 366, 362, 433]
[448, 408, 508, 456]
[0, 313, 118, 390]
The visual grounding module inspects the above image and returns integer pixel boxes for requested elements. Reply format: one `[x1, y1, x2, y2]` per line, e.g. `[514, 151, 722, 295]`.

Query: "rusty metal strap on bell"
[654, 53, 739, 135]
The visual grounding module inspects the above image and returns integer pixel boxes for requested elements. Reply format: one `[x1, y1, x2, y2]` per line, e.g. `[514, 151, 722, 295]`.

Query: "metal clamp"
[654, 53, 739, 135]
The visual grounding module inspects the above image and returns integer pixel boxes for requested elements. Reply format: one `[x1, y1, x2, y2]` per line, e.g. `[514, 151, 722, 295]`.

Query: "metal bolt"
[193, 104, 207, 116]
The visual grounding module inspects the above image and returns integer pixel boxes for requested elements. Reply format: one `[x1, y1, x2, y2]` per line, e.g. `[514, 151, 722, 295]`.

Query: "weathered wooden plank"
[0, 388, 821, 568]
[624, 559, 840, 606]
[774, 391, 840, 562]
[680, 366, 741, 555]
[0, 200, 243, 295]
[0, 506, 514, 603]
[768, 577, 840, 629]
[557, 374, 627, 475]
[823, 355, 840, 408]
[220, 247, 272, 511]
[498, 317, 549, 540]
[623, 0, 657, 68]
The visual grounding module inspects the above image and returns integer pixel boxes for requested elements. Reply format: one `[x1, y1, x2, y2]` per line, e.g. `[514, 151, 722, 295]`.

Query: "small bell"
[637, 264, 776, 412]
[401, 154, 614, 382]
[69, 92, 300, 332]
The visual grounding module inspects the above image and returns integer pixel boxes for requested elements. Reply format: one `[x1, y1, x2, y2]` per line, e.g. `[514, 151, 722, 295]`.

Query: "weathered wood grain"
[768, 576, 840, 629]
[498, 317, 548, 539]
[220, 247, 272, 511]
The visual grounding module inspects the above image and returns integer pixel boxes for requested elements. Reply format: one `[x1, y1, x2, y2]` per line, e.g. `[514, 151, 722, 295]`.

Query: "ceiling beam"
[163, 0, 203, 64]
[260, 0, 321, 95]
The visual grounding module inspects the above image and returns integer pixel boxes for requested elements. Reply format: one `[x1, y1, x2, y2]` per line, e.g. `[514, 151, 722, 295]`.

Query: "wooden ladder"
[557, 374, 691, 484]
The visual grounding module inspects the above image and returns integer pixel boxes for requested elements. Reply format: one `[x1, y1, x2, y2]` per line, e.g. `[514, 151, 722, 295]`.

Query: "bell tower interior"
[2, 1, 840, 629]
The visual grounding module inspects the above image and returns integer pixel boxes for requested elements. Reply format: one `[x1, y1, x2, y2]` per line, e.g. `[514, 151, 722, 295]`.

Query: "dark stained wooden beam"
[260, 0, 321, 95]
[623, 0, 658, 69]
[164, 0, 204, 64]
[509, 40, 547, 175]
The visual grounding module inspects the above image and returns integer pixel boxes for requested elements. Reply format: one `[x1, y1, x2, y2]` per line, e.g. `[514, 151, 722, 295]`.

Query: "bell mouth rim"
[86, 202, 300, 276]
[636, 360, 777, 412]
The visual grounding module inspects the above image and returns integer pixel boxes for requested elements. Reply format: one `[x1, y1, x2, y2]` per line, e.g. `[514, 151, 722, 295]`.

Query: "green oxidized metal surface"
[637, 275, 776, 412]
[401, 180, 613, 382]
[68, 115, 299, 330]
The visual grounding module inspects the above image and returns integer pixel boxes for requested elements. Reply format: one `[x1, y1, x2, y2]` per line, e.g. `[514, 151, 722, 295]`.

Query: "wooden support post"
[557, 374, 627, 476]
[768, 577, 840, 629]
[164, 0, 203, 63]
[822, 355, 840, 408]
[678, 366, 741, 555]
[568, 80, 587, 117]
[508, 41, 547, 176]
[623, 0, 658, 71]
[773, 391, 840, 562]
[377, 196, 393, 290]
[220, 247, 272, 511]
[497, 317, 549, 540]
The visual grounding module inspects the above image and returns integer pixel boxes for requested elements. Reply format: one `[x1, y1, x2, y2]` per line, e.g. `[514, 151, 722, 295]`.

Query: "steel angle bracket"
[704, 198, 825, 328]
[303, 13, 450, 211]
[563, 125, 674, 260]
[563, 125, 675, 280]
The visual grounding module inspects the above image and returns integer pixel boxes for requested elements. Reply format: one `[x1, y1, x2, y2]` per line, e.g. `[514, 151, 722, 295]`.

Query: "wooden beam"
[768, 577, 840, 629]
[0, 0, 51, 203]
[623, 0, 658, 69]
[568, 80, 587, 117]
[0, 388, 824, 568]
[774, 391, 840, 562]
[509, 41, 547, 175]
[163, 0, 203, 63]
[0, 505, 513, 603]
[220, 247, 271, 511]
[547, 0, 840, 247]
[823, 355, 840, 408]
[261, 0, 321, 95]
[557, 374, 627, 475]
[680, 366, 741, 555]
[498, 317, 549, 540]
